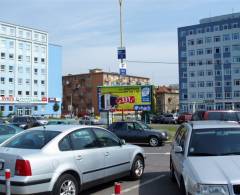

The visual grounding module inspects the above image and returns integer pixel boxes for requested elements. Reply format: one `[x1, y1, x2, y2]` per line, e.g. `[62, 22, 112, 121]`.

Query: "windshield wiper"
[189, 153, 217, 156]
[220, 152, 240, 156]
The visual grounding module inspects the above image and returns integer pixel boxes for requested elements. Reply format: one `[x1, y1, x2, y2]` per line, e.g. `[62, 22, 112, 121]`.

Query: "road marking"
[112, 174, 166, 194]
[145, 152, 170, 155]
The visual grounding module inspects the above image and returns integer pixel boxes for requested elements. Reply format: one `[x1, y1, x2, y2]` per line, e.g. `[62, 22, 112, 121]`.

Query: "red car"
[177, 113, 192, 124]
[192, 110, 240, 122]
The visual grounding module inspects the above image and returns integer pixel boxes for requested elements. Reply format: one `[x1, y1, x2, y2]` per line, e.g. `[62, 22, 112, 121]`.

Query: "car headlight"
[194, 184, 229, 195]
[161, 132, 166, 137]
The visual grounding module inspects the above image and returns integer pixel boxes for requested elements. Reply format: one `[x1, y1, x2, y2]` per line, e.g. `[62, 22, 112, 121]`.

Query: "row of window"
[182, 59, 240, 67]
[0, 77, 46, 85]
[188, 47, 240, 57]
[0, 24, 47, 42]
[181, 91, 239, 100]
[0, 40, 46, 53]
[187, 34, 240, 46]
[182, 103, 236, 112]
[0, 52, 46, 64]
[0, 105, 46, 112]
[0, 106, 13, 112]
[187, 69, 231, 77]
[180, 22, 239, 37]
[0, 65, 46, 75]
[0, 90, 46, 97]
[186, 80, 238, 88]
[187, 91, 240, 99]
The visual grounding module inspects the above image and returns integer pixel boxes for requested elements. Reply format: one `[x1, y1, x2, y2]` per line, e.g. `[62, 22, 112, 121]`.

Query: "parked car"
[170, 121, 240, 195]
[47, 120, 70, 125]
[0, 124, 24, 144]
[0, 125, 145, 195]
[79, 116, 101, 125]
[177, 113, 192, 124]
[192, 110, 240, 122]
[151, 115, 165, 124]
[11, 116, 41, 129]
[108, 121, 169, 147]
[163, 113, 178, 124]
[34, 116, 48, 125]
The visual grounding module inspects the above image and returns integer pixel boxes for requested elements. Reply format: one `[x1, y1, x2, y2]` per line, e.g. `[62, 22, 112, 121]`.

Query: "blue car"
[0, 124, 24, 144]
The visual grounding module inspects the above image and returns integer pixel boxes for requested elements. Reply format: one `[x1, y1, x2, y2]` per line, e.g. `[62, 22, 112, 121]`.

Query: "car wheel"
[130, 155, 144, 180]
[180, 177, 187, 195]
[52, 174, 79, 195]
[170, 161, 176, 182]
[149, 136, 159, 147]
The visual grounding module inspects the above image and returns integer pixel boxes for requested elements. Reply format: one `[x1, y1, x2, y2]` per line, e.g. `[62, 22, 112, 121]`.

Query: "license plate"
[0, 162, 4, 170]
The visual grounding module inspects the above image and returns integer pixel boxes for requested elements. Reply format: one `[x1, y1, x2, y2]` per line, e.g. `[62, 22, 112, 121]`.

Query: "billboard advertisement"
[98, 85, 152, 112]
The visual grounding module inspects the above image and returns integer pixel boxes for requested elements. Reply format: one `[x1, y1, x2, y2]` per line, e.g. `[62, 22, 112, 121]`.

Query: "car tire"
[149, 136, 159, 147]
[52, 174, 79, 195]
[130, 155, 144, 180]
[180, 177, 187, 195]
[170, 161, 176, 182]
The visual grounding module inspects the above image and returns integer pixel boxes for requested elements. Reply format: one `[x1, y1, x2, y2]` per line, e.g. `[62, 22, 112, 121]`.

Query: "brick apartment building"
[155, 86, 179, 113]
[62, 69, 150, 116]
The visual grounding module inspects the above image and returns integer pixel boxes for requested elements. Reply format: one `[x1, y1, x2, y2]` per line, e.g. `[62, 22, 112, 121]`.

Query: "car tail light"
[15, 159, 32, 176]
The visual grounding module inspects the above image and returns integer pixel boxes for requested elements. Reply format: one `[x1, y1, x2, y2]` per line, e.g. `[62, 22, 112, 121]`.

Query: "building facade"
[155, 86, 179, 114]
[0, 21, 62, 117]
[62, 69, 150, 116]
[178, 13, 240, 113]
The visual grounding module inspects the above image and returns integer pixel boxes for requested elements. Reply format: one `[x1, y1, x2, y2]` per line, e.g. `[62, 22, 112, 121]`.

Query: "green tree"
[0, 111, 2, 117]
[53, 102, 60, 113]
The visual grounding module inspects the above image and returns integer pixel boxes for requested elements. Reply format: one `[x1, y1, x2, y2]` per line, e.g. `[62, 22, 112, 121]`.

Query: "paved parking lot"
[81, 143, 180, 195]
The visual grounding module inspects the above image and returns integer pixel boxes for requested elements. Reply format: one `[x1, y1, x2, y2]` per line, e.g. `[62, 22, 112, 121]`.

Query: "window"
[34, 91, 38, 96]
[180, 31, 186, 37]
[214, 36, 221, 42]
[34, 57, 38, 63]
[225, 81, 231, 86]
[0, 65, 5, 72]
[198, 92, 205, 99]
[1, 40, 6, 48]
[41, 46, 46, 53]
[41, 58, 45, 63]
[9, 41, 14, 48]
[26, 91, 30, 96]
[9, 53, 14, 60]
[207, 70, 213, 76]
[26, 79, 30, 85]
[69, 129, 97, 150]
[224, 68, 231, 75]
[26, 44, 31, 50]
[234, 79, 240, 86]
[9, 28, 15, 36]
[232, 23, 238, 28]
[26, 31, 31, 39]
[223, 24, 228, 30]
[205, 27, 211, 32]
[18, 30, 23, 37]
[18, 42, 23, 49]
[18, 66, 23, 73]
[197, 28, 203, 34]
[206, 48, 212, 54]
[232, 45, 240, 51]
[181, 83, 187, 89]
[188, 30, 193, 35]
[41, 69, 45, 75]
[26, 56, 31, 62]
[34, 68, 38, 75]
[198, 81, 205, 87]
[93, 128, 120, 147]
[234, 68, 240, 74]
[26, 67, 30, 73]
[34, 45, 39, 52]
[206, 60, 213, 65]
[196, 38, 203, 45]
[206, 93, 213, 98]
[188, 39, 194, 46]
[189, 82, 196, 88]
[197, 49, 203, 55]
[223, 46, 230, 53]
[182, 72, 187, 78]
[190, 71, 195, 77]
[215, 59, 221, 65]
[59, 136, 72, 151]
[41, 80, 45, 85]
[180, 51, 186, 58]
[41, 92, 45, 96]
[1, 77, 5, 84]
[225, 92, 232, 99]
[214, 25, 219, 31]
[233, 57, 240, 63]
[34, 80, 38, 85]
[188, 50, 195, 56]
[216, 81, 222, 87]
[206, 81, 213, 87]
[189, 61, 195, 67]
[190, 93, 196, 99]
[214, 47, 221, 54]
[0, 90, 4, 96]
[0, 106, 4, 112]
[18, 55, 23, 61]
[9, 90, 13, 96]
[205, 37, 212, 43]
[215, 70, 222, 76]
[18, 91, 22, 96]
[198, 60, 203, 66]
[223, 34, 230, 41]
[34, 106, 38, 111]
[234, 91, 240, 97]
[9, 66, 13, 72]
[18, 78, 22, 85]
[41, 34, 46, 42]
[198, 70, 204, 76]
[216, 93, 222, 99]
[1, 52, 5, 59]
[9, 106, 13, 112]
[232, 33, 239, 40]
[34, 33, 39, 40]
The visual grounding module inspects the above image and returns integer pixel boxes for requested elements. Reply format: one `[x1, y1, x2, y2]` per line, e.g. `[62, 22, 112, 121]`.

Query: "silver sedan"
[0, 125, 145, 195]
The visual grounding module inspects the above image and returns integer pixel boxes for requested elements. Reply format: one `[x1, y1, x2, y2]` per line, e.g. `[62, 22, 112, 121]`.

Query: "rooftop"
[200, 12, 240, 24]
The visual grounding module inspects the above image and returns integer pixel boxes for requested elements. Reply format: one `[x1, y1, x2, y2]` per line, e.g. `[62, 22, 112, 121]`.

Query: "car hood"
[188, 156, 240, 184]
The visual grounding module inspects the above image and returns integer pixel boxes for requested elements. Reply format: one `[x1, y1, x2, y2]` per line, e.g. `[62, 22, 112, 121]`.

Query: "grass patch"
[150, 124, 179, 140]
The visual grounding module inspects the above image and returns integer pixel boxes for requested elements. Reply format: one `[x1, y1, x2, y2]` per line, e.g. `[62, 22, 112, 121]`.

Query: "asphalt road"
[81, 143, 180, 195]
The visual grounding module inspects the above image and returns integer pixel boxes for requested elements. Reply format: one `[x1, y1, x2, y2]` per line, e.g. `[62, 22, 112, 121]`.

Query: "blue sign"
[118, 48, 126, 59]
[119, 68, 126, 76]
[134, 105, 151, 111]
[141, 86, 151, 102]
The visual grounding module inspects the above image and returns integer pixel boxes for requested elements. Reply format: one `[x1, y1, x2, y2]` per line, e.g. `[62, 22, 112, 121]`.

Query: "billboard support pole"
[107, 110, 110, 128]
[121, 109, 124, 121]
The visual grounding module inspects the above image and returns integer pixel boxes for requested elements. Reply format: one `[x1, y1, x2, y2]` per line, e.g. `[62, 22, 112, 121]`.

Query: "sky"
[1, 0, 240, 85]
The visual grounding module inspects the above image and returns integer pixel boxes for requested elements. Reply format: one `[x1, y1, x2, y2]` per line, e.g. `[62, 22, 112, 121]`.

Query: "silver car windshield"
[188, 128, 240, 156]
[2, 130, 60, 149]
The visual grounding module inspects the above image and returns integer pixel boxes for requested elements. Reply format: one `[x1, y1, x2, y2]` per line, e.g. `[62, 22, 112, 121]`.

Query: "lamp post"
[119, 0, 123, 61]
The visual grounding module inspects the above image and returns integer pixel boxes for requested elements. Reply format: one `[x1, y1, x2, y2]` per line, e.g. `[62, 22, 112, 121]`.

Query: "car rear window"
[208, 112, 239, 121]
[2, 130, 60, 149]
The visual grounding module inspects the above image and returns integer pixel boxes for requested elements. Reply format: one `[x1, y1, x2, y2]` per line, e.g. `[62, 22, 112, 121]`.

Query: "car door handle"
[75, 155, 83, 160]
[105, 152, 109, 156]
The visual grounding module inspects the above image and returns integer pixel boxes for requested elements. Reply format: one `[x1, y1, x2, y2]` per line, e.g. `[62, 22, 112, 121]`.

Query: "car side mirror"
[120, 139, 126, 145]
[174, 145, 183, 153]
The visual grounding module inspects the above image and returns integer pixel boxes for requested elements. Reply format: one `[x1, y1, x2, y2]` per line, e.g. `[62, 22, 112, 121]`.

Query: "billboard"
[98, 85, 152, 112]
